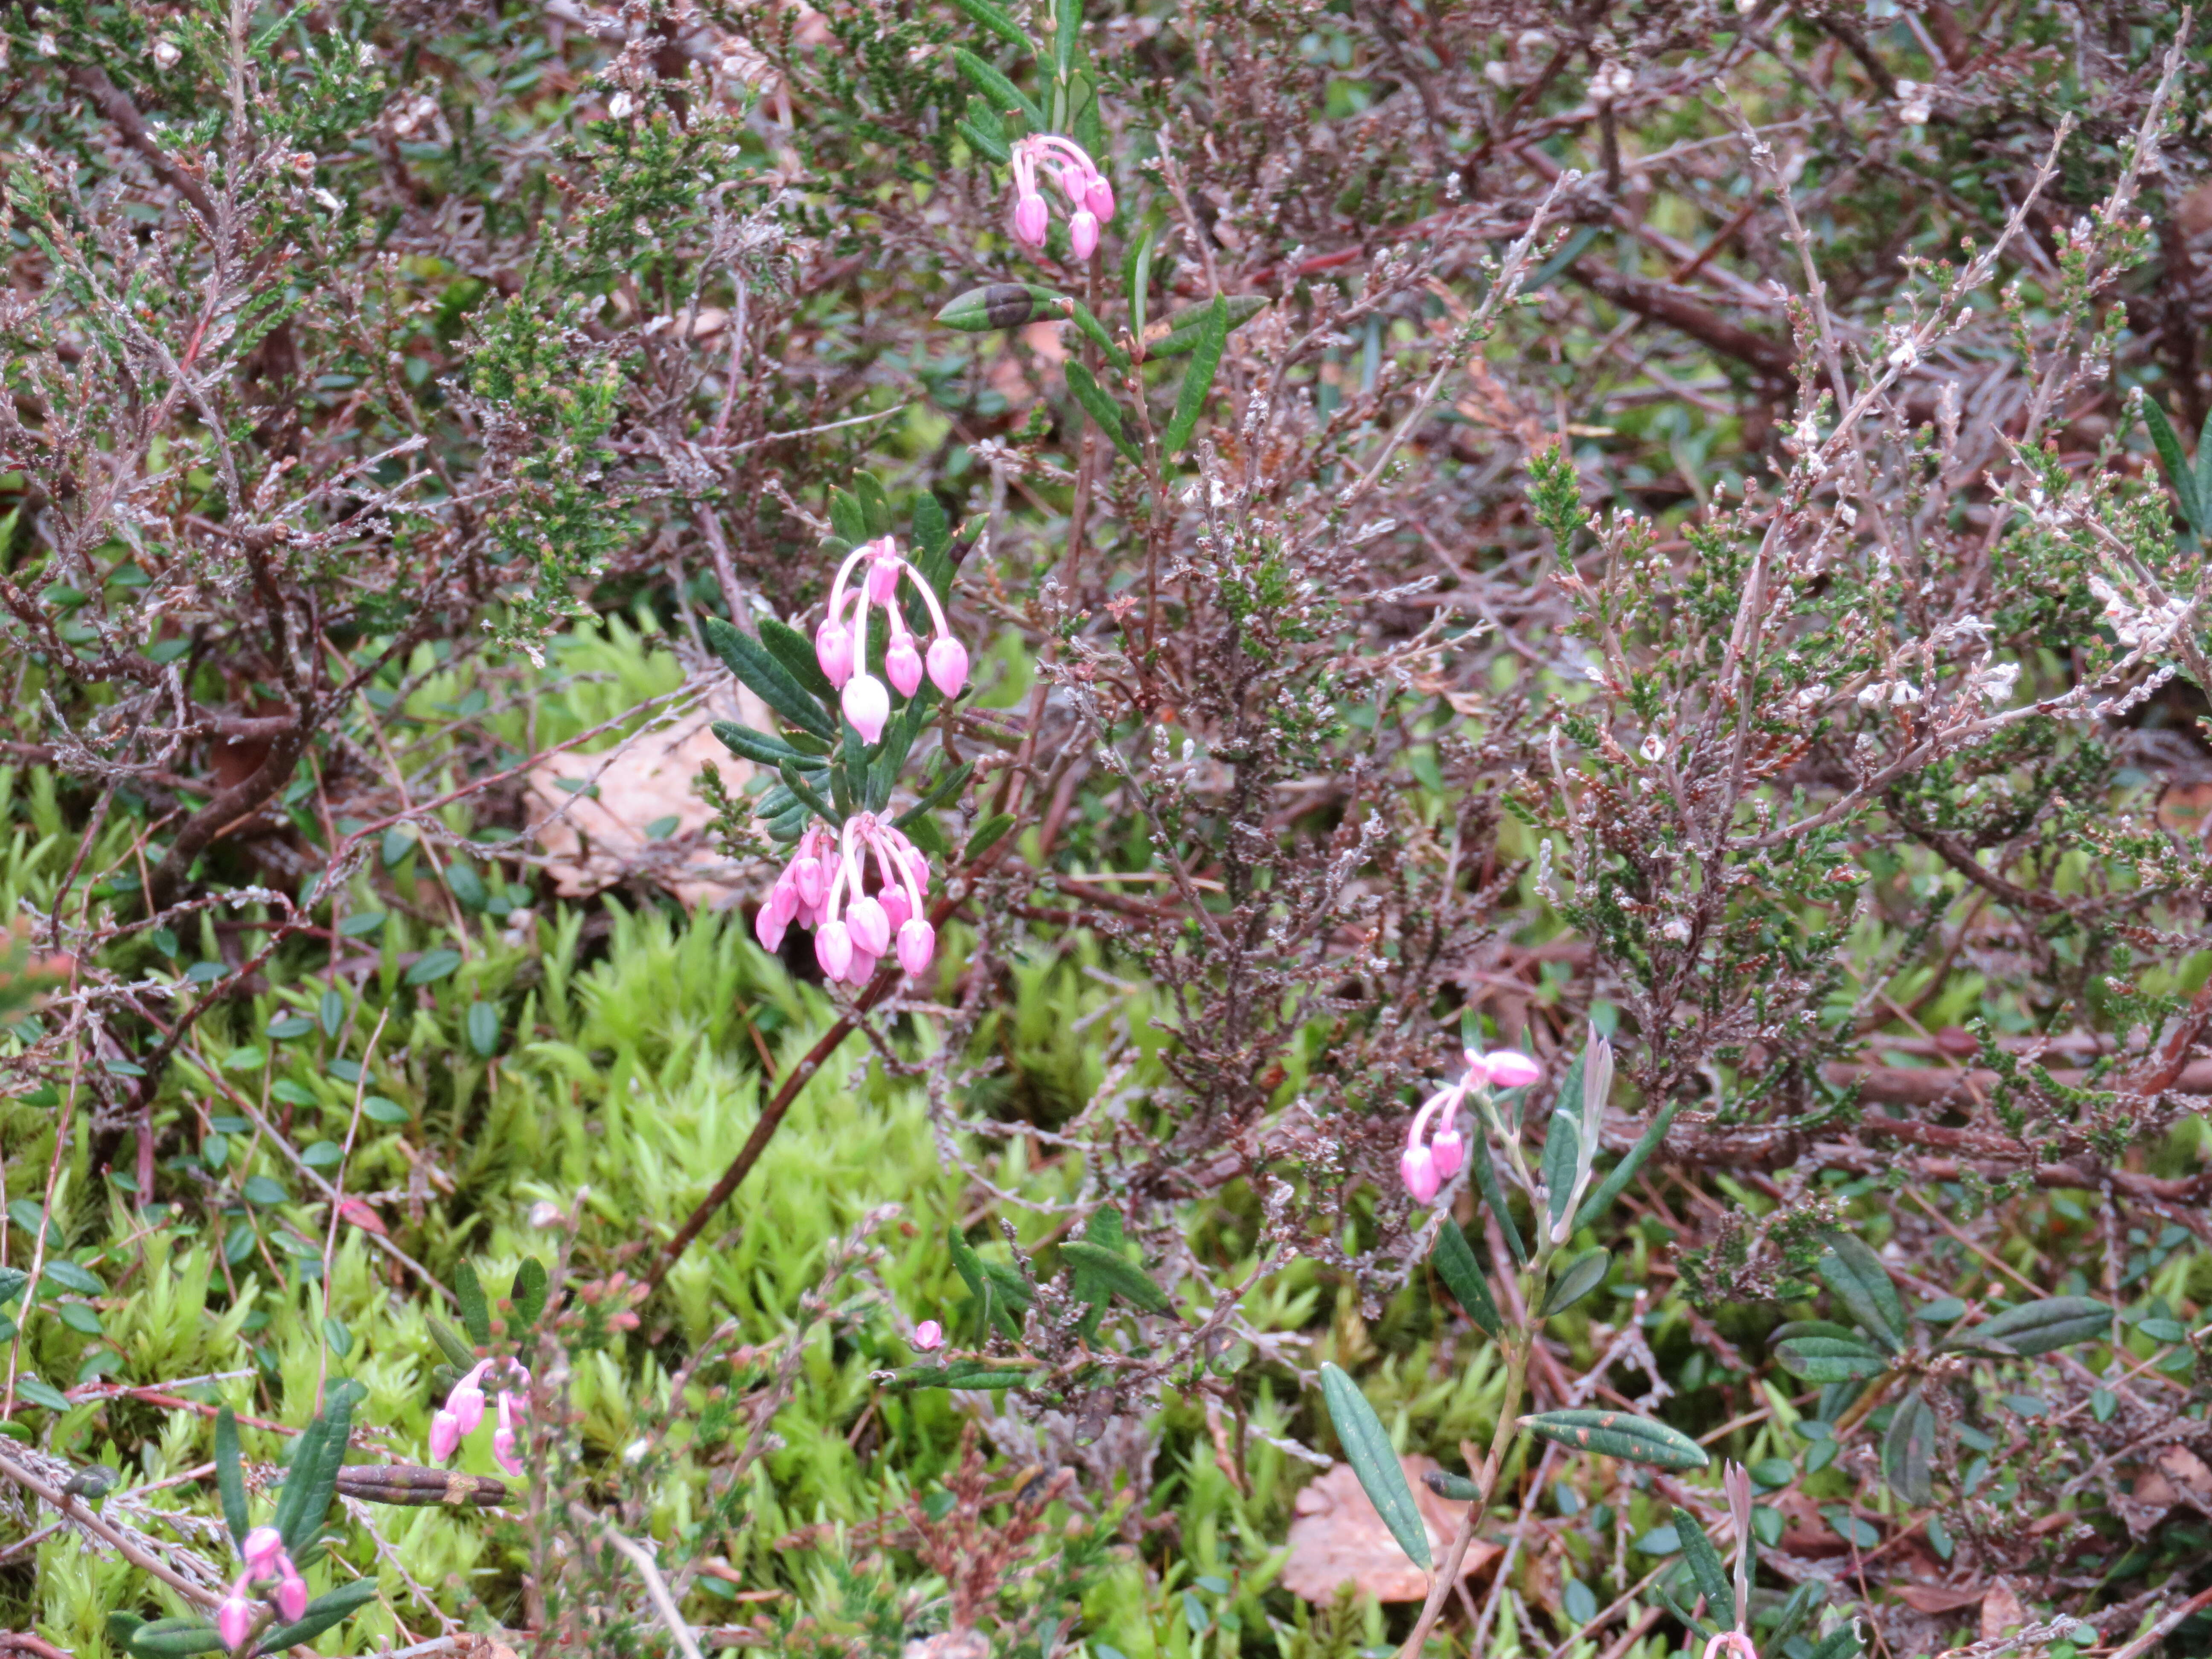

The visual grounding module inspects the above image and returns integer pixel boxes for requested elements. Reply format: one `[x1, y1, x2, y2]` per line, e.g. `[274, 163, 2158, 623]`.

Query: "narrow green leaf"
[827, 488, 867, 544]
[760, 617, 838, 702]
[2197, 407, 2212, 513]
[1468, 1131, 1525, 1266]
[777, 761, 840, 825]
[1162, 294, 1228, 455]
[2141, 396, 2206, 531]
[1519, 1409, 1711, 1472]
[964, 812, 1015, 862]
[1430, 1218, 1502, 1340]
[1768, 1319, 1865, 1345]
[1319, 1364, 1431, 1572]
[256, 1578, 381, 1650]
[427, 1316, 476, 1372]
[703, 616, 838, 741]
[1537, 1246, 1610, 1318]
[1816, 1233, 1905, 1353]
[853, 472, 893, 538]
[269, 1413, 325, 1554]
[1881, 1385, 1936, 1505]
[892, 763, 974, 832]
[214, 1408, 249, 1548]
[936, 282, 1064, 332]
[955, 114, 1011, 166]
[1773, 1334, 1890, 1382]
[953, 47, 1043, 130]
[948, 0, 1035, 54]
[947, 1226, 1020, 1341]
[1809, 1620, 1864, 1659]
[1147, 294, 1267, 358]
[454, 1260, 491, 1348]
[1540, 1111, 1580, 1231]
[1068, 300, 1129, 372]
[1421, 1468, 1481, 1502]
[123, 1618, 227, 1656]
[1574, 1099, 1682, 1231]
[511, 1257, 549, 1328]
[1938, 1295, 2110, 1357]
[278, 1393, 355, 1558]
[1672, 1507, 1733, 1617]
[885, 1357, 1042, 1391]
[1066, 363, 1141, 465]
[1059, 1240, 1173, 1314]
[1129, 237, 1154, 345]
[1054, 0, 1080, 80]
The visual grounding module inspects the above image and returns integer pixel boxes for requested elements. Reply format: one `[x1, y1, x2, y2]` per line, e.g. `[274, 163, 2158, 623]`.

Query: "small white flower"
[608, 90, 635, 119]
[1891, 681, 1922, 706]
[151, 38, 180, 69]
[1974, 661, 2020, 705]
[1792, 684, 1831, 712]
[1639, 734, 1667, 763]
[1793, 413, 1819, 448]
[1661, 917, 1691, 943]
[1887, 335, 1918, 370]
[1857, 683, 1886, 709]
[1838, 501, 1858, 526]
[529, 1201, 564, 1228]
[1895, 79, 1932, 124]
[37, 32, 58, 55]
[1484, 60, 1511, 87]
[1589, 62, 1635, 104]
[311, 187, 342, 211]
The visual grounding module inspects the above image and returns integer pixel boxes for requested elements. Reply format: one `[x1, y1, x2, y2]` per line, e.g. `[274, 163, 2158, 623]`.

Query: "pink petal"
[885, 634, 924, 697]
[896, 918, 935, 976]
[842, 672, 890, 744]
[926, 637, 968, 699]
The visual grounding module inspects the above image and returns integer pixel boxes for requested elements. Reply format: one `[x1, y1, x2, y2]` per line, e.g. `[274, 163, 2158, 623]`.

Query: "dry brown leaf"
[1980, 1579, 2026, 1643]
[1281, 1456, 1500, 1604]
[1895, 1584, 1988, 1615]
[525, 687, 769, 910]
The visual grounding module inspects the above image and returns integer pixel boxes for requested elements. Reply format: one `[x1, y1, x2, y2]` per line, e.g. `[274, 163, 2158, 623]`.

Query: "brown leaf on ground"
[1894, 1583, 1988, 1615]
[525, 687, 769, 910]
[1980, 1580, 2026, 1643]
[1281, 1456, 1500, 1604]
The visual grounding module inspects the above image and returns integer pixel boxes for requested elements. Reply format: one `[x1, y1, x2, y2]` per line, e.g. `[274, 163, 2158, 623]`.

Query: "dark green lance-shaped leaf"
[956, 113, 1011, 165]
[1065, 363, 1141, 466]
[953, 47, 1044, 129]
[1773, 1334, 1891, 1382]
[947, 1226, 1021, 1342]
[912, 492, 950, 562]
[214, 1407, 249, 1548]
[454, 1260, 491, 1347]
[1769, 1583, 1826, 1649]
[1162, 294, 1228, 455]
[1054, 0, 1081, 79]
[1520, 1409, 1710, 1471]
[828, 488, 867, 545]
[427, 1316, 476, 1372]
[704, 616, 838, 741]
[1147, 294, 1267, 358]
[1540, 1110, 1580, 1232]
[2142, 396, 2206, 533]
[1430, 1218, 1502, 1340]
[1817, 1233, 1905, 1353]
[1066, 300, 1129, 373]
[1769, 1319, 1865, 1345]
[1537, 1247, 1610, 1319]
[1060, 1239, 1173, 1315]
[1672, 1506, 1733, 1618]
[1574, 1098, 1682, 1232]
[981, 1260, 1035, 1321]
[1422, 1468, 1481, 1502]
[1656, 1578, 1716, 1645]
[949, 0, 1036, 54]
[760, 617, 838, 702]
[1882, 1385, 1936, 1505]
[936, 282, 1065, 332]
[885, 1356, 1042, 1391]
[1072, 1208, 1123, 1339]
[1938, 1295, 2111, 1357]
[273, 1391, 354, 1556]
[1319, 1363, 1430, 1572]
[122, 1618, 227, 1656]
[893, 763, 974, 832]
[777, 762, 840, 826]
[1129, 237, 1154, 343]
[712, 721, 821, 770]
[1809, 1619, 1864, 1659]
[0, 1266, 23, 1307]
[965, 812, 1016, 862]
[853, 472, 892, 538]
[255, 1578, 381, 1651]
[1468, 1130, 1525, 1266]
[511, 1257, 549, 1329]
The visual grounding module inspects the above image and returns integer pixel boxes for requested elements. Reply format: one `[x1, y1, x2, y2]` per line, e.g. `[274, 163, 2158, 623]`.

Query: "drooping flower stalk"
[802, 811, 937, 987]
[814, 535, 967, 743]
[216, 1525, 310, 1650]
[427, 1356, 530, 1478]
[1400, 1047, 1540, 1206]
[1007, 133, 1115, 259]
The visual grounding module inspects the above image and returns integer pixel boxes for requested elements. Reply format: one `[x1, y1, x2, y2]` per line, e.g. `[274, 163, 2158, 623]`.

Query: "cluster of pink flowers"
[427, 1357, 529, 1478]
[815, 535, 968, 744]
[215, 1527, 308, 1650]
[1008, 133, 1115, 259]
[756, 814, 936, 984]
[1400, 1047, 1542, 1205]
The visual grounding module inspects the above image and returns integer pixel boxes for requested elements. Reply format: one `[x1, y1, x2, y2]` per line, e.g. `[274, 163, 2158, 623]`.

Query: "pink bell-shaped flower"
[446, 1362, 488, 1437]
[926, 636, 969, 699]
[847, 894, 891, 958]
[885, 632, 924, 697]
[753, 903, 787, 954]
[241, 1527, 286, 1578]
[913, 1318, 944, 1351]
[492, 1392, 523, 1478]
[428, 1406, 463, 1463]
[1086, 173, 1115, 221]
[218, 1592, 256, 1651]
[1068, 209, 1099, 259]
[1479, 1049, 1542, 1089]
[880, 886, 912, 930]
[1400, 1143, 1441, 1205]
[897, 917, 936, 975]
[275, 1566, 309, 1623]
[1013, 191, 1048, 247]
[844, 949, 880, 987]
[815, 617, 854, 687]
[794, 853, 826, 908]
[1429, 1125, 1465, 1181]
[815, 919, 853, 979]
[843, 672, 890, 743]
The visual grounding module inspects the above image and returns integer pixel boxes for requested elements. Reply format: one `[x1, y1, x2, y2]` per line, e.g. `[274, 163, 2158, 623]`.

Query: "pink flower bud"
[768, 876, 799, 928]
[492, 1393, 523, 1478]
[913, 1319, 944, 1351]
[897, 917, 936, 975]
[847, 894, 891, 957]
[885, 632, 924, 697]
[1400, 1144, 1440, 1205]
[753, 903, 787, 954]
[242, 1527, 285, 1577]
[880, 887, 912, 930]
[867, 557, 900, 605]
[1086, 173, 1115, 221]
[276, 1569, 309, 1623]
[815, 920, 853, 979]
[843, 672, 890, 743]
[1429, 1126, 1464, 1180]
[794, 855, 825, 908]
[1480, 1049, 1542, 1089]
[815, 617, 853, 687]
[218, 1593, 255, 1651]
[446, 1363, 488, 1436]
[1013, 192, 1048, 247]
[925, 636, 969, 699]
[905, 845, 931, 891]
[844, 949, 879, 987]
[1068, 209, 1099, 260]
[428, 1406, 463, 1463]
